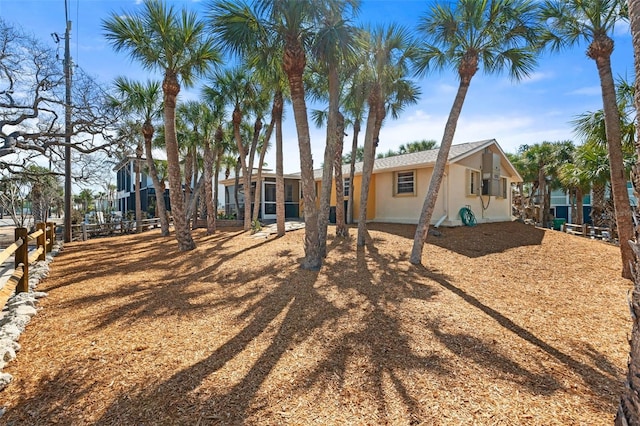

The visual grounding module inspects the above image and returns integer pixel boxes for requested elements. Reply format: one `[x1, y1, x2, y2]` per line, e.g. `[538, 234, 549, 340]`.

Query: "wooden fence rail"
[70, 217, 161, 241]
[0, 222, 55, 310]
[562, 222, 611, 241]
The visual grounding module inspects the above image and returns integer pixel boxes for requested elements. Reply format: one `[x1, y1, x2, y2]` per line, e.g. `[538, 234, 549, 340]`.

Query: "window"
[466, 169, 480, 196]
[394, 170, 416, 196]
[500, 177, 508, 199]
[343, 177, 351, 197]
[285, 183, 294, 202]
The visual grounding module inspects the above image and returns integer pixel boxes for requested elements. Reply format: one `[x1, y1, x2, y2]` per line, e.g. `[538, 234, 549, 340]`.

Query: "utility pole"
[63, 2, 73, 243]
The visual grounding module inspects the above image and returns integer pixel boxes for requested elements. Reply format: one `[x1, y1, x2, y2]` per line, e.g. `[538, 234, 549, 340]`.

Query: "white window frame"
[394, 170, 416, 197]
[343, 177, 351, 197]
[500, 177, 508, 199]
[467, 169, 481, 196]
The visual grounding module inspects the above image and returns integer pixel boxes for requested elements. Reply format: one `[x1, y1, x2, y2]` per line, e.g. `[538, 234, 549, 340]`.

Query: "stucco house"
[220, 139, 521, 226]
[317, 139, 521, 226]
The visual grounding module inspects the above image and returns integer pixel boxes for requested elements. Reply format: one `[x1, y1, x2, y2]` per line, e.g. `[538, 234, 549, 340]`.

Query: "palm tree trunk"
[184, 146, 194, 229]
[203, 138, 216, 235]
[143, 129, 170, 236]
[615, 2, 640, 422]
[252, 116, 274, 224]
[318, 66, 339, 257]
[135, 143, 143, 234]
[334, 111, 348, 238]
[538, 164, 546, 225]
[274, 91, 285, 237]
[593, 48, 634, 279]
[284, 43, 321, 270]
[213, 128, 224, 233]
[163, 76, 195, 251]
[234, 160, 241, 219]
[233, 107, 252, 230]
[577, 188, 584, 225]
[191, 147, 200, 229]
[346, 118, 360, 225]
[357, 87, 383, 247]
[410, 78, 471, 264]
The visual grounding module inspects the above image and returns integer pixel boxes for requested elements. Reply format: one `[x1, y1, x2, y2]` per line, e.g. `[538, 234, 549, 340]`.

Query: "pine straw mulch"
[0, 221, 632, 425]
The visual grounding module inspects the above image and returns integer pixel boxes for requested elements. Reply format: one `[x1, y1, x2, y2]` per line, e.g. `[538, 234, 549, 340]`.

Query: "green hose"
[459, 206, 477, 226]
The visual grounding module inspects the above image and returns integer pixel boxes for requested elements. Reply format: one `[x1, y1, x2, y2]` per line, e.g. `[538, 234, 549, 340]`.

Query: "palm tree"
[356, 24, 420, 247]
[342, 76, 366, 226]
[78, 188, 94, 213]
[103, 0, 219, 251]
[540, 0, 632, 278]
[209, 0, 290, 238]
[204, 66, 260, 230]
[617, 2, 640, 421]
[311, 2, 359, 254]
[111, 77, 170, 236]
[258, 0, 323, 269]
[399, 139, 438, 154]
[410, 0, 539, 264]
[215, 0, 322, 268]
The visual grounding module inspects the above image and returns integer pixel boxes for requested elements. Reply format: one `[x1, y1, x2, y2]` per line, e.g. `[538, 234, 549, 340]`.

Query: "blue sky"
[0, 0, 634, 175]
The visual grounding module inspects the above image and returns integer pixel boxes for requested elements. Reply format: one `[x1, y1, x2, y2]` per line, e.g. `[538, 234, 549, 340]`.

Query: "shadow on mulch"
[368, 221, 546, 258]
[0, 223, 629, 425]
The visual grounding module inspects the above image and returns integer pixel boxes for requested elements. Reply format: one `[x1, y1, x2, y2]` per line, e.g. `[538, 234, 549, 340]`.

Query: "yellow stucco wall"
[317, 173, 376, 221]
[373, 167, 445, 224]
[314, 146, 514, 225]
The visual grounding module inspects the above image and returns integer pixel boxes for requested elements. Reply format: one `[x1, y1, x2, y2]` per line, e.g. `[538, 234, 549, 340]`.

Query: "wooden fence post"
[582, 223, 588, 237]
[14, 227, 28, 293]
[46, 222, 54, 252]
[82, 222, 87, 241]
[36, 222, 46, 261]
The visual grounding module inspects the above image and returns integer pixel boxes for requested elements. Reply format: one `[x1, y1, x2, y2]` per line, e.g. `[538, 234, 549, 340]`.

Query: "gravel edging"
[0, 242, 62, 395]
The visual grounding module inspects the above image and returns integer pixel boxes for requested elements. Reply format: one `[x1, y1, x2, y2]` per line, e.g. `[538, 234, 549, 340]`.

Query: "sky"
[0, 0, 635, 178]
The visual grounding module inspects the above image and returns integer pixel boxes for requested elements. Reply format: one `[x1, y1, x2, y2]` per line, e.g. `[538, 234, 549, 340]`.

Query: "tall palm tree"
[257, 0, 323, 269]
[356, 24, 420, 247]
[343, 75, 368, 225]
[311, 2, 359, 255]
[617, 2, 640, 422]
[540, 0, 632, 278]
[204, 66, 259, 230]
[410, 0, 539, 264]
[103, 0, 219, 251]
[111, 77, 170, 236]
[209, 0, 290, 238]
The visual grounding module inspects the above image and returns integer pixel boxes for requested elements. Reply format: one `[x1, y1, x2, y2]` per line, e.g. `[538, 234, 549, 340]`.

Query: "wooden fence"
[562, 222, 612, 241]
[0, 222, 55, 309]
[69, 217, 161, 241]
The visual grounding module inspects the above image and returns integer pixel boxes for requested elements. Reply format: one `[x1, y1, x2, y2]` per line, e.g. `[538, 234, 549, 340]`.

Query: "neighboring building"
[113, 157, 170, 218]
[220, 139, 521, 226]
[316, 139, 521, 226]
[220, 172, 302, 220]
[550, 183, 637, 224]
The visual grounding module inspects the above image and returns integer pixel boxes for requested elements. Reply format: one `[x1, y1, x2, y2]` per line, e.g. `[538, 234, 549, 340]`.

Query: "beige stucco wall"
[373, 167, 446, 224]
[446, 163, 512, 226]
[373, 148, 514, 226]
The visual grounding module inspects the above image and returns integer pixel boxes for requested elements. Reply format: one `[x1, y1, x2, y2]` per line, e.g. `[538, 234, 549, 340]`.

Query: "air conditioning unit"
[481, 151, 501, 196]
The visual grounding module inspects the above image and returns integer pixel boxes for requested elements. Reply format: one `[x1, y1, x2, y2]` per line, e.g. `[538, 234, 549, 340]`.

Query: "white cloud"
[520, 71, 554, 84]
[566, 86, 601, 96]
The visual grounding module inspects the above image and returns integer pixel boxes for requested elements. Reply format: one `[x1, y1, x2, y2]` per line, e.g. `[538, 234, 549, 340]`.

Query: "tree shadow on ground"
[1, 227, 622, 424]
[417, 265, 622, 412]
[367, 221, 546, 258]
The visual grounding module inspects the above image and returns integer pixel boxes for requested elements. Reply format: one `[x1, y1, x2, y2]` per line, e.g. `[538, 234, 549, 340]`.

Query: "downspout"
[435, 171, 448, 228]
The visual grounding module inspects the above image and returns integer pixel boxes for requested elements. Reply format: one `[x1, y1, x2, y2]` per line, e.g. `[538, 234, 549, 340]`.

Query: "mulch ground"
[0, 221, 632, 425]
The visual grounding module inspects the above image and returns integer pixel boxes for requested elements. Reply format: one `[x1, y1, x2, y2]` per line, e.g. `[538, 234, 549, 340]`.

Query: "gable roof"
[312, 139, 521, 181]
